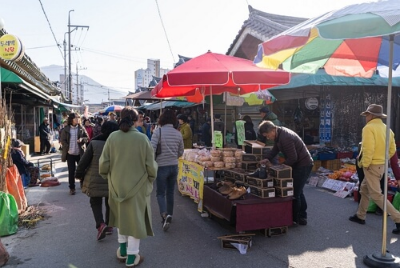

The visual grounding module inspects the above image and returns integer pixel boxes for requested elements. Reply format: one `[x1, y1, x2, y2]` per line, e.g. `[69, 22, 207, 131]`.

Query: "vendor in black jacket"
[259, 120, 313, 226]
[39, 117, 51, 155]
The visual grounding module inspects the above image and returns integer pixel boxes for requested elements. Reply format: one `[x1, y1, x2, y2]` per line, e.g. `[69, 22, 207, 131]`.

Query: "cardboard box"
[249, 186, 275, 198]
[243, 140, 272, 156]
[247, 177, 273, 188]
[321, 159, 341, 170]
[273, 178, 293, 188]
[241, 154, 260, 162]
[312, 160, 321, 172]
[262, 226, 288, 237]
[230, 170, 247, 182]
[268, 164, 292, 178]
[241, 161, 258, 171]
[275, 187, 294, 197]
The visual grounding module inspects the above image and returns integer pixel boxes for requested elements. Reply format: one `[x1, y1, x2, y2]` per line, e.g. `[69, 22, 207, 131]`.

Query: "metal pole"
[68, 10, 74, 101]
[63, 34, 67, 98]
[210, 86, 215, 148]
[76, 63, 79, 105]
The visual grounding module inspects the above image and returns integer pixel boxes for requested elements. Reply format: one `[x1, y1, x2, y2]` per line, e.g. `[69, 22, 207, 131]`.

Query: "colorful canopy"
[254, 0, 400, 78]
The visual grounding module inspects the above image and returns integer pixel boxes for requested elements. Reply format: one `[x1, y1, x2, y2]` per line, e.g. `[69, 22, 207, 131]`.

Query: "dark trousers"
[90, 197, 110, 229]
[40, 138, 51, 154]
[292, 165, 313, 222]
[67, 153, 80, 190]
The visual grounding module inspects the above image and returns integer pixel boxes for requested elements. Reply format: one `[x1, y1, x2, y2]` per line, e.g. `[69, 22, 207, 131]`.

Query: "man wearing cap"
[257, 106, 281, 146]
[39, 117, 51, 155]
[108, 112, 117, 123]
[349, 104, 400, 234]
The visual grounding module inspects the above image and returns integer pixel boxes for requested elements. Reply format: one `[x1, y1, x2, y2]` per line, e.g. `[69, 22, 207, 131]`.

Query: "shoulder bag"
[155, 128, 162, 159]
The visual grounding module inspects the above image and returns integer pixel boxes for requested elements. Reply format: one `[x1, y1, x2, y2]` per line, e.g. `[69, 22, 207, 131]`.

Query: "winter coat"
[179, 122, 192, 149]
[60, 125, 89, 162]
[11, 149, 33, 175]
[84, 125, 93, 141]
[75, 134, 108, 197]
[99, 127, 158, 238]
[201, 122, 212, 146]
[264, 126, 313, 168]
[39, 123, 51, 140]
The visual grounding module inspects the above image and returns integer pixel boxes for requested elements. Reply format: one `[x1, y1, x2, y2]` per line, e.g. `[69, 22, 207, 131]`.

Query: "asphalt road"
[2, 154, 399, 268]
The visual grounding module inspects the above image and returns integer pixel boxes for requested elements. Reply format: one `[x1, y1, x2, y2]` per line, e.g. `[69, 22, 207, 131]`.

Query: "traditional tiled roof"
[148, 76, 161, 87]
[226, 5, 307, 56]
[174, 55, 192, 68]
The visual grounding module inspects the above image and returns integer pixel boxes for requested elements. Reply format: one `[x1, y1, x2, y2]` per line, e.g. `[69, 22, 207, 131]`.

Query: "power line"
[37, 0, 64, 60]
[154, 0, 175, 64]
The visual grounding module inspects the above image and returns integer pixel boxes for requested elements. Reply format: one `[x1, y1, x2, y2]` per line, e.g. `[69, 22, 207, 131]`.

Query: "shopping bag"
[393, 192, 400, 211]
[0, 192, 19, 237]
[367, 199, 377, 213]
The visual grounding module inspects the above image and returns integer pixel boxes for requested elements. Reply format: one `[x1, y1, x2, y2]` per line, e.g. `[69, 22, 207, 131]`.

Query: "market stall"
[177, 146, 295, 232]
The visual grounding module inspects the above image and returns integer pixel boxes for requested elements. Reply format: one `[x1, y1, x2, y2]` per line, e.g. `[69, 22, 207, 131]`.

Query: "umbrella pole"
[224, 95, 227, 147]
[364, 34, 400, 267]
[210, 86, 215, 148]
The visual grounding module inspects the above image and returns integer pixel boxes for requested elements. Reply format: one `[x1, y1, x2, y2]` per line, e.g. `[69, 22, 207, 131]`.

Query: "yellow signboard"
[177, 159, 205, 212]
[0, 34, 24, 61]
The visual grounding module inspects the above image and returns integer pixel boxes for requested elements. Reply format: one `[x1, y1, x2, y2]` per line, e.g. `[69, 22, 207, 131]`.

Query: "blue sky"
[0, 0, 374, 93]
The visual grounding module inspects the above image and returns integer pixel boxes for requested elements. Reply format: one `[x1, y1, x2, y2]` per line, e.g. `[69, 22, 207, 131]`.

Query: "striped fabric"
[151, 124, 184, 167]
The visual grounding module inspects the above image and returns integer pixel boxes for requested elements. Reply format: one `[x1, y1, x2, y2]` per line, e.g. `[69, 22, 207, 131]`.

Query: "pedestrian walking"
[60, 113, 89, 195]
[349, 104, 400, 234]
[151, 109, 184, 231]
[99, 106, 157, 267]
[75, 121, 119, 241]
[39, 117, 51, 154]
[259, 120, 313, 226]
[83, 119, 94, 141]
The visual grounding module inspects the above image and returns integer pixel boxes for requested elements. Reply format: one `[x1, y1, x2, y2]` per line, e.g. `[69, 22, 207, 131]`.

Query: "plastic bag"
[0, 192, 19, 237]
[367, 199, 377, 213]
[393, 192, 400, 211]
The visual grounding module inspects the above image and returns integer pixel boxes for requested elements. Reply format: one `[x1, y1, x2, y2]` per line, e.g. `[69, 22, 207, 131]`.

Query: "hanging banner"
[177, 159, 204, 212]
[214, 131, 223, 148]
[0, 34, 24, 61]
[235, 120, 245, 146]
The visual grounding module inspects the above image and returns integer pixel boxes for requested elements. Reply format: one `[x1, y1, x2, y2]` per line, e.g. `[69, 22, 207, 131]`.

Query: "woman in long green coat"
[99, 107, 157, 267]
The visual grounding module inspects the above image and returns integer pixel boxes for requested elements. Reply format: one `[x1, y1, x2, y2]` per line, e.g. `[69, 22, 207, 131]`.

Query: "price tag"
[308, 176, 319, 187]
[214, 131, 223, 148]
[235, 120, 245, 146]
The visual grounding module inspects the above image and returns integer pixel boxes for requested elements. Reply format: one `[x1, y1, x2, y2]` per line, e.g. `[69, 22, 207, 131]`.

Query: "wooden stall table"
[203, 184, 293, 232]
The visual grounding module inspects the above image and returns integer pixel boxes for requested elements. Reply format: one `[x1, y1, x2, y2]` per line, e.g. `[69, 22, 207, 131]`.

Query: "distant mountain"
[40, 65, 128, 104]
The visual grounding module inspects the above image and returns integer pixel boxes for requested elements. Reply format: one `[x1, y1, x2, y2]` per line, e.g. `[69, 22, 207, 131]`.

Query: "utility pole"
[76, 63, 79, 105]
[63, 32, 67, 98]
[68, 10, 89, 102]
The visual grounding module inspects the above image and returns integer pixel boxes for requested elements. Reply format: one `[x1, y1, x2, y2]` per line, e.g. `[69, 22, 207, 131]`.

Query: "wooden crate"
[273, 178, 293, 188]
[261, 226, 288, 237]
[246, 177, 273, 188]
[268, 164, 292, 178]
[275, 187, 294, 197]
[218, 234, 254, 250]
[249, 186, 275, 198]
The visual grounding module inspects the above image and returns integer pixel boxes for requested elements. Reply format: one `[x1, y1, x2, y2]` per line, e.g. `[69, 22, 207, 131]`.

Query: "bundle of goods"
[182, 148, 244, 169]
[40, 177, 60, 187]
[216, 180, 247, 200]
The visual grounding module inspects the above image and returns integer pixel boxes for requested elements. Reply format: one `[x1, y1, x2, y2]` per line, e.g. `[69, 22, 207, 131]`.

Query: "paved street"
[2, 153, 400, 268]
